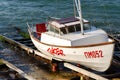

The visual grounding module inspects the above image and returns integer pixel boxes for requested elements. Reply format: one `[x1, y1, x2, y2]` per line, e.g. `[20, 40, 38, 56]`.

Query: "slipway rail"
[0, 34, 120, 80]
[1, 59, 35, 80]
[64, 63, 108, 80]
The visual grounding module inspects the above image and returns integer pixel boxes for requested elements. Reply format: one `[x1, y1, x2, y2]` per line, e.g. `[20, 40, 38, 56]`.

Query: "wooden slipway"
[0, 34, 119, 80]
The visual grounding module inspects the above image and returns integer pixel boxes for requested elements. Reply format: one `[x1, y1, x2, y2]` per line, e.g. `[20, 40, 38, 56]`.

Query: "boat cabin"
[37, 17, 108, 46]
[47, 17, 90, 35]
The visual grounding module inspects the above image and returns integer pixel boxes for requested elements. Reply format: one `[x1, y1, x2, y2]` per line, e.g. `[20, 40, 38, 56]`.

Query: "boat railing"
[27, 22, 35, 32]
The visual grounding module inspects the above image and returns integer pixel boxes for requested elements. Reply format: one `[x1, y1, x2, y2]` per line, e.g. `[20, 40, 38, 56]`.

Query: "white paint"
[41, 29, 108, 46]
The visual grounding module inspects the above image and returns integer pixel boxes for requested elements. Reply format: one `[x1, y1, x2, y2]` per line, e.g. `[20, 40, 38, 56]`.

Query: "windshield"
[47, 24, 60, 34]
[60, 23, 90, 34]
[47, 22, 90, 35]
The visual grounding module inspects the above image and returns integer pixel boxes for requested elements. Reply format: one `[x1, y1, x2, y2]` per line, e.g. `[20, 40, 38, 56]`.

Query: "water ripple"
[0, 0, 119, 32]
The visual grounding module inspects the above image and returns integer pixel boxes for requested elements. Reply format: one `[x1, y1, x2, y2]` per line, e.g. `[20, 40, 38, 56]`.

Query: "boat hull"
[29, 30, 114, 72]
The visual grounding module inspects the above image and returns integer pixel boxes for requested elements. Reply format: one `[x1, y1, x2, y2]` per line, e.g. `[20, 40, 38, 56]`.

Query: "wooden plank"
[1, 59, 35, 80]
[64, 63, 108, 80]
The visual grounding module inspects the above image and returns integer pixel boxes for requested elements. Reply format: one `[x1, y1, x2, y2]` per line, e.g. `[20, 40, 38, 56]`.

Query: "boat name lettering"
[84, 50, 103, 59]
[47, 47, 65, 56]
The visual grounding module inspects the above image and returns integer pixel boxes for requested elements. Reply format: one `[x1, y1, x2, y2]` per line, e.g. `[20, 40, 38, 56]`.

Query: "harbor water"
[0, 0, 119, 34]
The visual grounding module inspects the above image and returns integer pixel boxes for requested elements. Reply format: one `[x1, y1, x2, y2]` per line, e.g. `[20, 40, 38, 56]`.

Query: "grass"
[19, 32, 30, 39]
[0, 35, 5, 42]
[14, 27, 30, 39]
[0, 59, 4, 65]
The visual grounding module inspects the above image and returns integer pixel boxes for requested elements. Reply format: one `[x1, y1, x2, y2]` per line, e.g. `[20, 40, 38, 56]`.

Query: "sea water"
[0, 0, 119, 33]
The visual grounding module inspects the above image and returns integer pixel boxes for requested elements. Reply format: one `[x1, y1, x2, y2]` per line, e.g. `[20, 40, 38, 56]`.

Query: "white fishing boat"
[27, 0, 114, 72]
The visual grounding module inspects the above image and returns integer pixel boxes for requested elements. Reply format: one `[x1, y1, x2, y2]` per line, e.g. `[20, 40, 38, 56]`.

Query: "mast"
[74, 0, 84, 35]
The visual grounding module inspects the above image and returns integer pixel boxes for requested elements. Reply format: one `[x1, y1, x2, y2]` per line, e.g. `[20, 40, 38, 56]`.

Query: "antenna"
[73, 0, 76, 17]
[74, 0, 84, 35]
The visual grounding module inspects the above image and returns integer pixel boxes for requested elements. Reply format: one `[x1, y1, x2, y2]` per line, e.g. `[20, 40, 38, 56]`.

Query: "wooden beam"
[1, 59, 35, 80]
[64, 63, 108, 80]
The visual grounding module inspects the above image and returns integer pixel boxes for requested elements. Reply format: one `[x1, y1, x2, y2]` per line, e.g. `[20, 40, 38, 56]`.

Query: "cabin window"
[54, 29, 59, 34]
[48, 24, 54, 31]
[84, 23, 90, 30]
[68, 26, 75, 33]
[75, 23, 90, 31]
[75, 24, 81, 31]
[60, 28, 67, 34]
[48, 24, 59, 34]
[60, 23, 90, 34]
[67, 24, 81, 33]
[47, 23, 90, 35]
